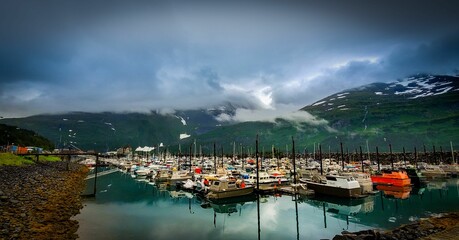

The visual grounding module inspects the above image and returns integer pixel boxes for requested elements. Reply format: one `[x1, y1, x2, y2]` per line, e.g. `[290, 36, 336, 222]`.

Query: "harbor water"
[75, 171, 459, 240]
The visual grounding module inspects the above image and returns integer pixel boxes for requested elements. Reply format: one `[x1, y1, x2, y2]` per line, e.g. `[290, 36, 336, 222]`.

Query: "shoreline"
[1, 162, 458, 239]
[0, 162, 88, 239]
[334, 212, 459, 240]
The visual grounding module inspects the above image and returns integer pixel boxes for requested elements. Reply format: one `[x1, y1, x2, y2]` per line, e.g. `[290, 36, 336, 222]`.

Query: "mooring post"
[221, 146, 224, 168]
[319, 144, 323, 176]
[93, 154, 99, 196]
[256, 134, 259, 191]
[440, 146, 443, 163]
[389, 144, 393, 170]
[189, 144, 192, 174]
[376, 146, 380, 172]
[213, 143, 216, 174]
[423, 145, 427, 163]
[414, 147, 418, 169]
[403, 147, 406, 168]
[359, 146, 364, 173]
[340, 142, 344, 171]
[451, 141, 455, 164]
[292, 137, 297, 185]
[432, 145, 436, 165]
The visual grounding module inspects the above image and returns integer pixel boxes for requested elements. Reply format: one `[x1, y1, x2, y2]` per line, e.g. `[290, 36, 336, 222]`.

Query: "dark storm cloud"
[0, 0, 458, 118]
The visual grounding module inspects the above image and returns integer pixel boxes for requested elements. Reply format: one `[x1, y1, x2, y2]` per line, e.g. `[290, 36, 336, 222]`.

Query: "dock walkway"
[85, 168, 119, 180]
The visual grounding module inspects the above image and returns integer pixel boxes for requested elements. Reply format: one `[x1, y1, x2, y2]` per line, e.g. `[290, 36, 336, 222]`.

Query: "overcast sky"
[1, 0, 458, 119]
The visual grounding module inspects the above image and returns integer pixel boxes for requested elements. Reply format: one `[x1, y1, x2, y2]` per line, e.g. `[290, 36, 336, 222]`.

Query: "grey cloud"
[0, 0, 458, 117]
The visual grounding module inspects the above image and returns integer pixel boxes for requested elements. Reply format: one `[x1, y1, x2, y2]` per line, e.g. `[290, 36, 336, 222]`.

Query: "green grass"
[0, 153, 63, 166]
[0, 153, 34, 166]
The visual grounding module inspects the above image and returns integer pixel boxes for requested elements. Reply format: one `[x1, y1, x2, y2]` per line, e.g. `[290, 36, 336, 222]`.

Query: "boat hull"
[207, 187, 254, 200]
[305, 181, 361, 198]
[371, 176, 411, 187]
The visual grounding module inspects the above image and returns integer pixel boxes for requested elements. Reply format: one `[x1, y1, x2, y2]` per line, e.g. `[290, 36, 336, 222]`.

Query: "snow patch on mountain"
[371, 75, 458, 99]
[180, 133, 190, 139]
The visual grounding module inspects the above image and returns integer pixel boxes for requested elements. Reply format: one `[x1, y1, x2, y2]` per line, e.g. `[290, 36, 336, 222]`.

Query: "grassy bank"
[0, 153, 62, 166]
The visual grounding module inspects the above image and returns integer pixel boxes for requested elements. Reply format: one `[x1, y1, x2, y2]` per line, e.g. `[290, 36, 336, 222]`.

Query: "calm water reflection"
[76, 172, 459, 240]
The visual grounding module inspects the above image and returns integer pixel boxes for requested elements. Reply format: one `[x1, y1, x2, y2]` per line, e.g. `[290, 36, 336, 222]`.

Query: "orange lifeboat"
[371, 170, 411, 187]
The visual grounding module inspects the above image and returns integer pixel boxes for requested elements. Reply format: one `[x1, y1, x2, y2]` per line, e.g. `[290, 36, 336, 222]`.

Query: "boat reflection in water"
[376, 185, 412, 199]
[200, 193, 258, 229]
[299, 195, 375, 229]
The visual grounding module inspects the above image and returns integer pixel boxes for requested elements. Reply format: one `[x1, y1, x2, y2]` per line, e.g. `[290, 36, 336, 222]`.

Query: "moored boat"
[304, 175, 362, 198]
[206, 179, 254, 200]
[403, 168, 428, 187]
[420, 165, 448, 179]
[371, 170, 411, 187]
[341, 172, 373, 194]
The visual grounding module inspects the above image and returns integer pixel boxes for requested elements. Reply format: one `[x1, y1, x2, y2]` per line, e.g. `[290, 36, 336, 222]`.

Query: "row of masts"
[149, 140, 457, 167]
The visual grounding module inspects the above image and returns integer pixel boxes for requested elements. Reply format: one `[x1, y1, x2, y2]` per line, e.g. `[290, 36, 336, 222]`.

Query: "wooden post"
[376, 146, 380, 172]
[440, 146, 443, 163]
[403, 147, 406, 168]
[451, 141, 455, 164]
[93, 155, 99, 196]
[389, 144, 393, 170]
[221, 146, 224, 168]
[359, 146, 364, 173]
[340, 142, 344, 171]
[213, 143, 216, 174]
[414, 147, 418, 169]
[292, 137, 297, 185]
[256, 135, 259, 191]
[320, 144, 323, 176]
[432, 145, 436, 165]
[189, 144, 192, 174]
[423, 145, 427, 163]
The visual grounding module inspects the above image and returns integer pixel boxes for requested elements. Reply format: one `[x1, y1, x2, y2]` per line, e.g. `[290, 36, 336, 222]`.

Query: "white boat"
[341, 172, 373, 194]
[169, 170, 193, 182]
[134, 167, 151, 178]
[304, 175, 362, 198]
[155, 170, 172, 182]
[420, 165, 448, 179]
[246, 171, 274, 186]
[206, 179, 254, 200]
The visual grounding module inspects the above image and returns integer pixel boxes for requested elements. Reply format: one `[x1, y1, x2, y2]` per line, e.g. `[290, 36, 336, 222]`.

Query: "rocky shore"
[333, 212, 459, 240]
[0, 162, 88, 240]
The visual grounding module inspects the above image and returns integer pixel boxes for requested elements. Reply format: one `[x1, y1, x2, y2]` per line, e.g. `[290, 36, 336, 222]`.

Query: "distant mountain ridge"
[0, 74, 458, 152]
[300, 74, 459, 150]
[0, 123, 54, 150]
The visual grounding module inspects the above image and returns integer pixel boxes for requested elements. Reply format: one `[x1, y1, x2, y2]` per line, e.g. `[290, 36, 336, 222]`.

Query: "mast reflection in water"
[76, 172, 459, 240]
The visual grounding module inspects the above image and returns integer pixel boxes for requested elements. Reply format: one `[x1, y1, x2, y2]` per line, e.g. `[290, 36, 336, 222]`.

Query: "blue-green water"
[75, 172, 459, 240]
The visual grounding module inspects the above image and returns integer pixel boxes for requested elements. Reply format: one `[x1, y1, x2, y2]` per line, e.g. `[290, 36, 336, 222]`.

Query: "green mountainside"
[299, 74, 459, 152]
[1, 74, 458, 153]
[0, 124, 55, 150]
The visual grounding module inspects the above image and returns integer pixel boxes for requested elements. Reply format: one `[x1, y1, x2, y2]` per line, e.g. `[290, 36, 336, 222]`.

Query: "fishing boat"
[440, 164, 459, 178]
[420, 165, 448, 179]
[246, 171, 275, 186]
[403, 168, 428, 187]
[371, 170, 411, 187]
[341, 172, 373, 194]
[304, 175, 362, 198]
[169, 170, 193, 183]
[154, 169, 172, 182]
[206, 179, 254, 200]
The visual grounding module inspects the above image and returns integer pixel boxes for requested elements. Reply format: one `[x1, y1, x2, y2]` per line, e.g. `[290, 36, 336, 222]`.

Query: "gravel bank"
[333, 212, 459, 240]
[0, 162, 88, 240]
